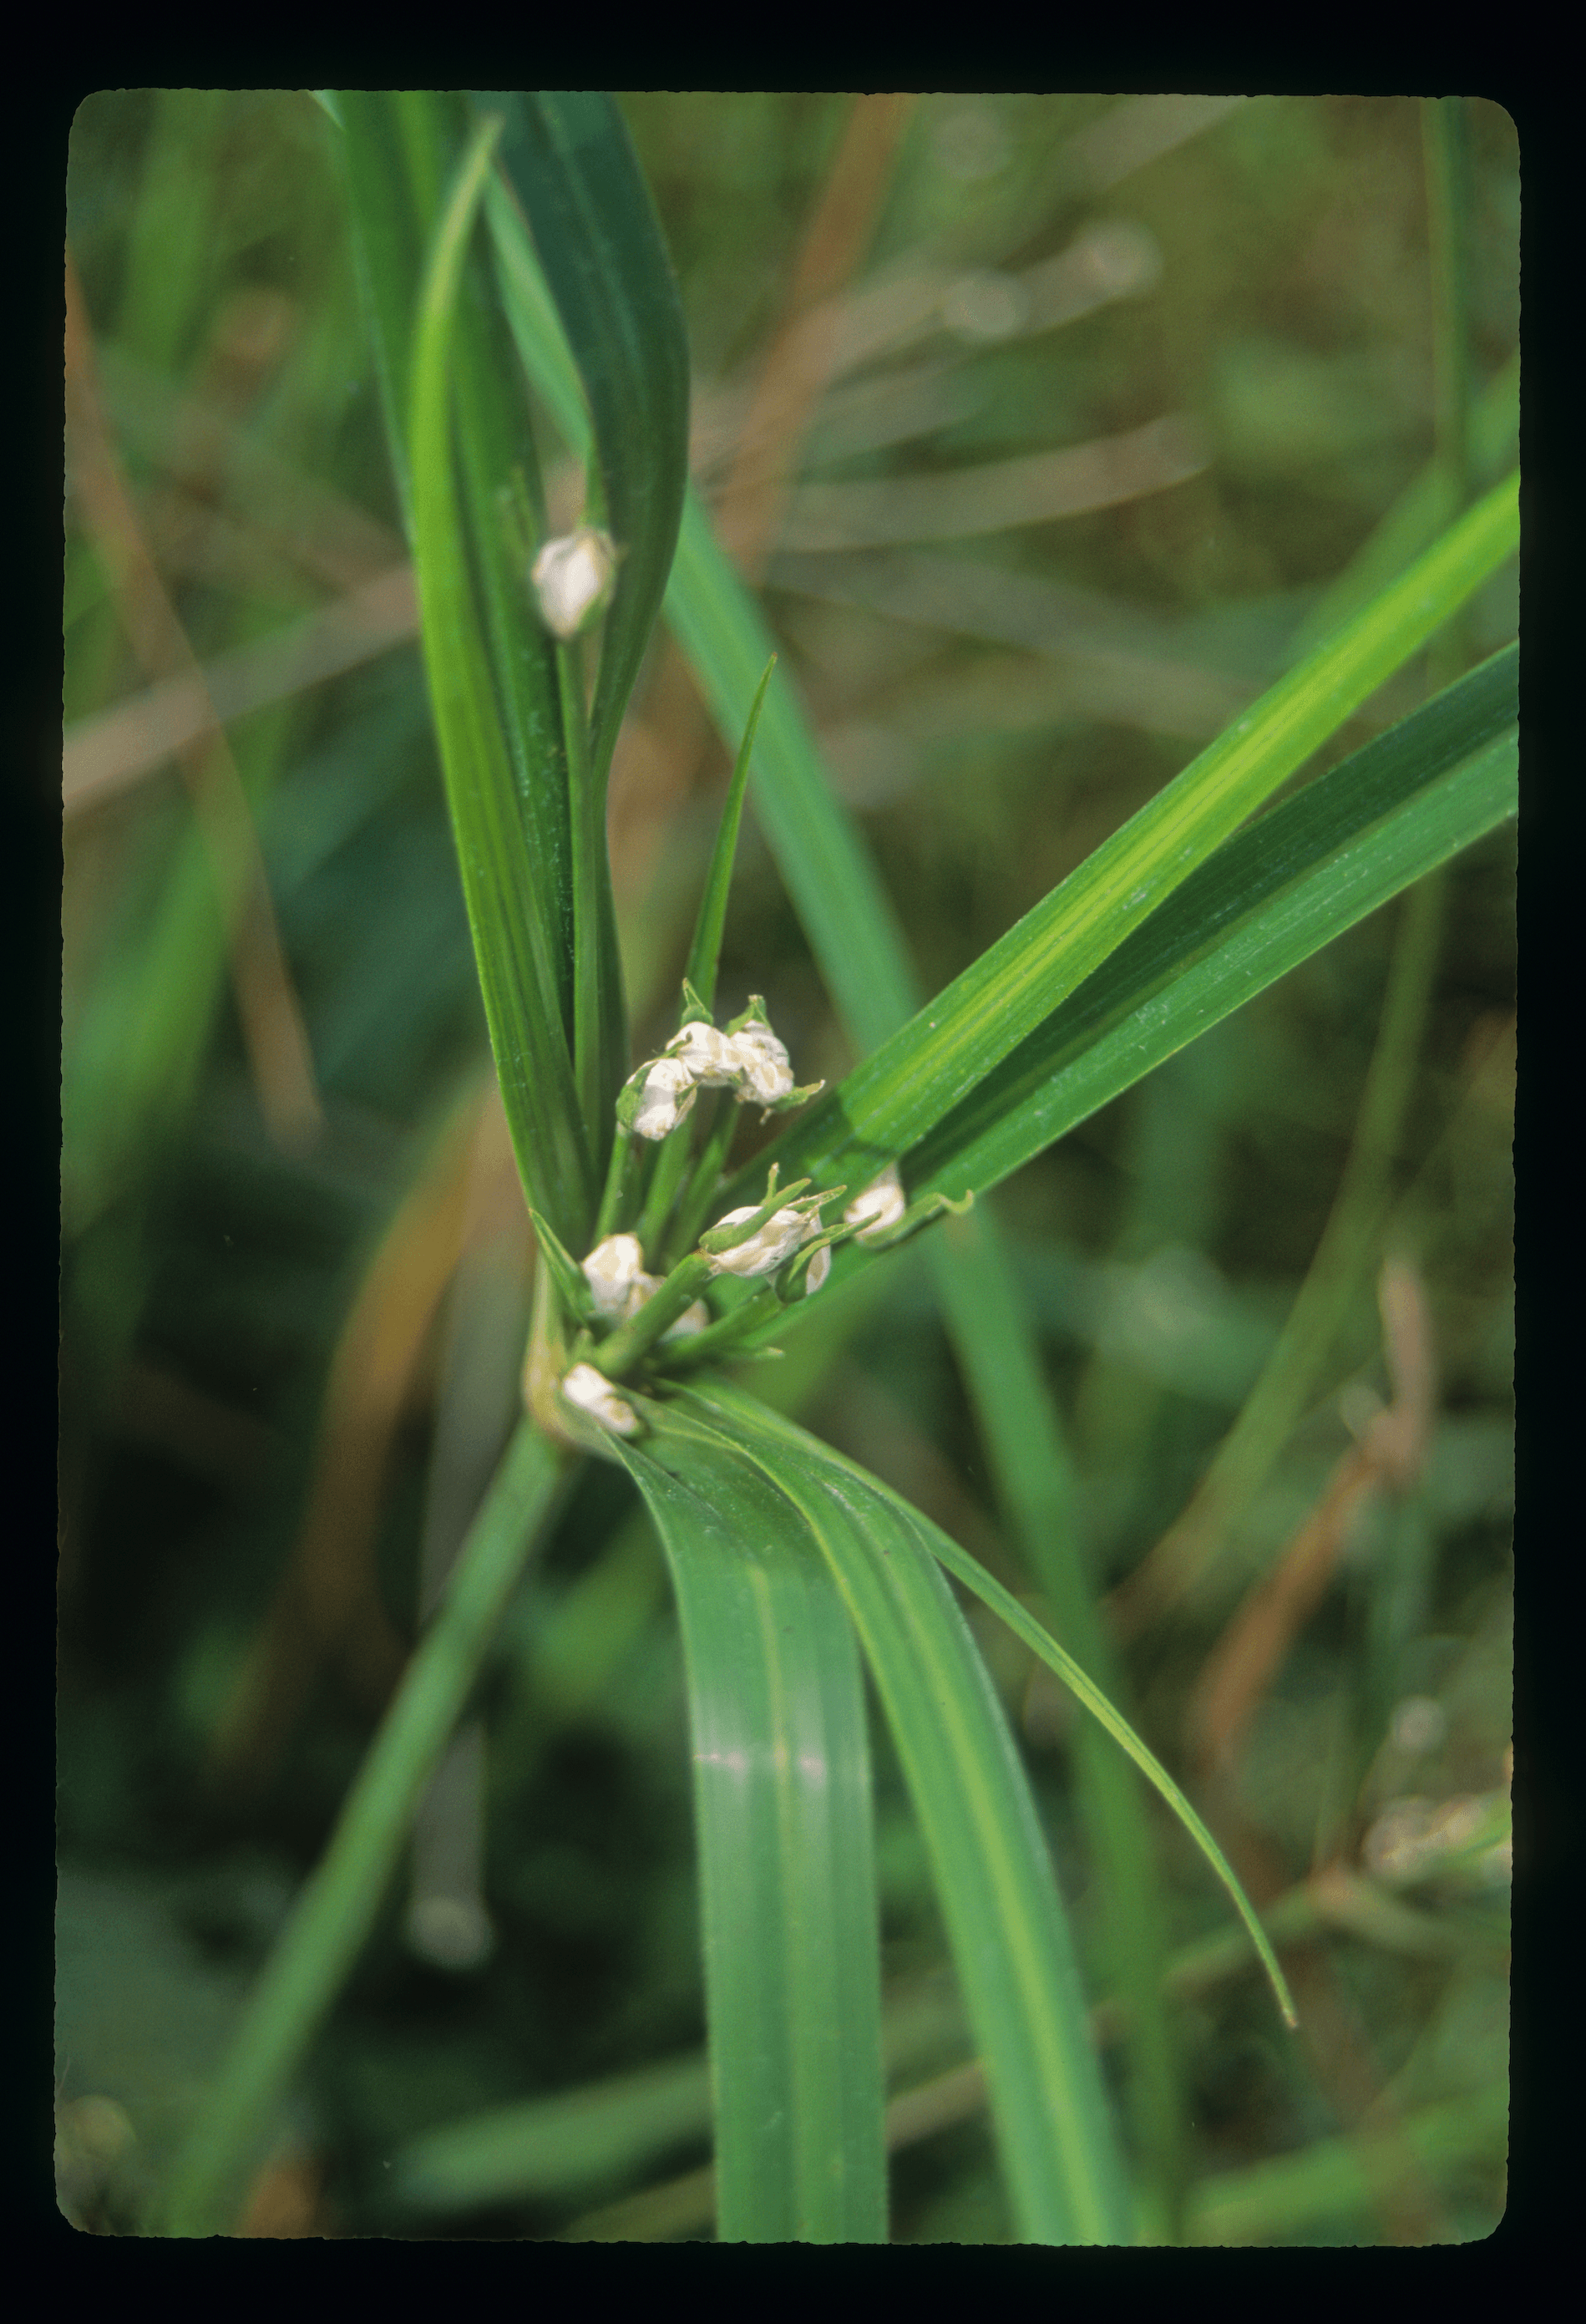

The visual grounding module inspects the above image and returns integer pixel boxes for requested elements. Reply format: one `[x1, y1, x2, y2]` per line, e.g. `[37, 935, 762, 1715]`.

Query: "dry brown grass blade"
[712, 93, 919, 578]
[236, 2147, 332, 2237]
[779, 414, 1209, 552]
[607, 96, 916, 925]
[205, 1092, 489, 1791]
[63, 251, 322, 1155]
[98, 329, 406, 594]
[64, 563, 418, 814]
[1186, 1259, 1437, 1780]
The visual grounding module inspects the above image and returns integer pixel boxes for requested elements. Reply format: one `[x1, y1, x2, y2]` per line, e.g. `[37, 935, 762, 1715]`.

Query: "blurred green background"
[59, 91, 1515, 2240]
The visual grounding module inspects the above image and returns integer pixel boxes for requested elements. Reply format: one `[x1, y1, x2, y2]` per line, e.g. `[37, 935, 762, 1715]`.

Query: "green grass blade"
[485, 93, 691, 1136]
[903, 647, 1518, 1208]
[927, 1209, 1188, 2228]
[484, 94, 689, 793]
[393, 2053, 713, 2216]
[160, 1423, 570, 2235]
[338, 93, 584, 1200]
[616, 1426, 887, 2243]
[673, 1386, 1134, 2244]
[666, 494, 921, 1047]
[332, 87, 428, 528]
[682, 655, 778, 1016]
[700, 1384, 1297, 2036]
[718, 475, 1517, 1207]
[403, 109, 595, 1242]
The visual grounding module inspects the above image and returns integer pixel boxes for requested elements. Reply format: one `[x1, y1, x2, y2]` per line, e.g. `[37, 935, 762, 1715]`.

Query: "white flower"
[727, 1023, 793, 1106]
[581, 1237, 708, 1340]
[844, 1165, 906, 1245]
[706, 1204, 816, 1279]
[663, 1017, 793, 1106]
[632, 1055, 698, 1141]
[560, 1361, 641, 1437]
[530, 527, 618, 640]
[582, 1233, 647, 1320]
[665, 1021, 741, 1085]
[803, 1245, 831, 1296]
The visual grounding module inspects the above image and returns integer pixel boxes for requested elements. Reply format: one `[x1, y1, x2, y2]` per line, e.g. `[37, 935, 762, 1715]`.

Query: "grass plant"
[61, 90, 1514, 2244]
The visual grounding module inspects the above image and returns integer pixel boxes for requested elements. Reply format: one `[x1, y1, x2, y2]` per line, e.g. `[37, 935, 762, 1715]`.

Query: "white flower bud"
[665, 1021, 741, 1085]
[582, 1233, 647, 1320]
[803, 1245, 831, 1296]
[632, 1055, 698, 1141]
[530, 526, 618, 640]
[706, 1204, 816, 1279]
[560, 1361, 641, 1436]
[727, 1024, 794, 1106]
[844, 1164, 906, 1245]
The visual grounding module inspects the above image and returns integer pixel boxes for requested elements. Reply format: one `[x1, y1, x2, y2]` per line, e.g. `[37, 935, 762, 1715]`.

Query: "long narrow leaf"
[903, 654, 1518, 1208]
[485, 93, 691, 1138]
[692, 1382, 1298, 2037]
[484, 93, 689, 792]
[682, 655, 778, 1014]
[404, 111, 594, 1242]
[719, 479, 1518, 1209]
[715, 647, 1516, 1332]
[927, 1206, 1188, 2223]
[615, 1429, 887, 2243]
[661, 1388, 1135, 2244]
[339, 92, 577, 1055]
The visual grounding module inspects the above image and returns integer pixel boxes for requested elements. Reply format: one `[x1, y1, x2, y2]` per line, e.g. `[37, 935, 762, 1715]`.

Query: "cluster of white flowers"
[623, 1007, 804, 1143]
[581, 1232, 709, 1337]
[666, 1019, 794, 1107]
[559, 1007, 854, 1435]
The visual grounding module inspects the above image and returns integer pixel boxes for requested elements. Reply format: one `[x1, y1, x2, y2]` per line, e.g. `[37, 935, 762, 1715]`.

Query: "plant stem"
[661, 1092, 742, 1266]
[158, 1420, 570, 2235]
[594, 1251, 715, 1377]
[593, 1119, 641, 1244]
[647, 1285, 783, 1375]
[558, 633, 605, 1140]
[637, 1105, 701, 1263]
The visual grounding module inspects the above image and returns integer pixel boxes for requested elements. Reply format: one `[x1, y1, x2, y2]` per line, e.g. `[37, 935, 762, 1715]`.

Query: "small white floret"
[582, 1233, 647, 1320]
[707, 1204, 815, 1279]
[530, 527, 618, 640]
[633, 1055, 698, 1141]
[665, 1022, 740, 1085]
[803, 1246, 831, 1296]
[560, 1362, 641, 1437]
[727, 1024, 793, 1105]
[844, 1165, 906, 1245]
